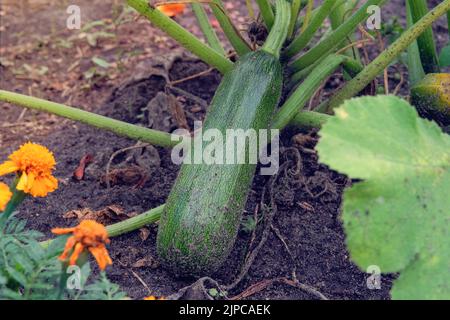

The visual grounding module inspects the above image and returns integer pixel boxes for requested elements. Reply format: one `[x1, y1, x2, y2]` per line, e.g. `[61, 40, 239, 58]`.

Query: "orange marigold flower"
[144, 296, 166, 300]
[157, 4, 186, 17]
[0, 142, 58, 197]
[52, 220, 112, 271]
[0, 182, 12, 211]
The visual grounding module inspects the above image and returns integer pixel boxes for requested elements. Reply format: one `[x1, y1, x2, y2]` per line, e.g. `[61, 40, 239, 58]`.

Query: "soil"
[2, 56, 393, 300]
[0, 0, 448, 300]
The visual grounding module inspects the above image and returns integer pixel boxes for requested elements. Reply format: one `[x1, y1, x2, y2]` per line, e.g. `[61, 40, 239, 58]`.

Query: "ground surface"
[0, 0, 448, 300]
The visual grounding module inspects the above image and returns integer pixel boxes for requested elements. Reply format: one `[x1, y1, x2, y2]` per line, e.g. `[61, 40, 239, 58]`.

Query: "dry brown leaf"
[63, 205, 136, 224]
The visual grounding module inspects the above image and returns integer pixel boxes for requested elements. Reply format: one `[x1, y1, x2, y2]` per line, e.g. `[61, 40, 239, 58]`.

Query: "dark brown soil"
[8, 57, 394, 300]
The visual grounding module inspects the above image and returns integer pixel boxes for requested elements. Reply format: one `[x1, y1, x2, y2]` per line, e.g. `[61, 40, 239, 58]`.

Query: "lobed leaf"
[316, 95, 450, 299]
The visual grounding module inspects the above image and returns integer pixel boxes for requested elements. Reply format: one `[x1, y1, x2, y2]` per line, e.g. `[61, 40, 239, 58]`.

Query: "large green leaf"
[316, 95, 450, 299]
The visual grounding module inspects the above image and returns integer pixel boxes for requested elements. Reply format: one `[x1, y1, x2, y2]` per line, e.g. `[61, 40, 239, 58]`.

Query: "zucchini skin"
[157, 51, 283, 276]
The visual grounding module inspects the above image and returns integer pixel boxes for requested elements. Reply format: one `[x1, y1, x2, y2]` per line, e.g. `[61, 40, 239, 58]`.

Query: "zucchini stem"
[287, 0, 302, 39]
[262, 0, 291, 58]
[288, 0, 386, 71]
[192, 3, 226, 55]
[326, 0, 450, 112]
[406, 0, 426, 86]
[290, 110, 331, 129]
[127, 0, 233, 74]
[209, 0, 252, 56]
[107, 205, 165, 237]
[256, 0, 275, 30]
[0, 90, 178, 148]
[407, 0, 440, 74]
[284, 0, 336, 58]
[272, 54, 347, 129]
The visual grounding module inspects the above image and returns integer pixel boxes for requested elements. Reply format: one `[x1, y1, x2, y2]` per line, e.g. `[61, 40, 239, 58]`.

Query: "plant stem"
[192, 3, 226, 55]
[106, 205, 164, 237]
[288, 0, 386, 72]
[290, 110, 331, 129]
[0, 90, 178, 148]
[284, 0, 336, 58]
[262, 0, 291, 59]
[245, 0, 255, 19]
[127, 0, 233, 74]
[256, 0, 275, 30]
[209, 0, 252, 56]
[300, 0, 314, 33]
[447, 10, 450, 37]
[287, 0, 302, 39]
[407, 0, 440, 74]
[288, 54, 363, 91]
[326, 0, 450, 113]
[406, 0, 425, 86]
[272, 54, 346, 129]
[41, 205, 165, 248]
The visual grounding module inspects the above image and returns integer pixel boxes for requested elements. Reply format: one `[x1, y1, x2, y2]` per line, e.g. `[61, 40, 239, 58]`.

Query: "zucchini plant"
[1, 0, 450, 297]
[316, 95, 450, 299]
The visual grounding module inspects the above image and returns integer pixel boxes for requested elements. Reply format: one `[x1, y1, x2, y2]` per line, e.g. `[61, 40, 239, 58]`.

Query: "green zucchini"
[156, 50, 283, 276]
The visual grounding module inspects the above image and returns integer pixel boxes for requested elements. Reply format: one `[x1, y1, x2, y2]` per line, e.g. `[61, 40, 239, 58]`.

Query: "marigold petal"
[26, 171, 36, 191]
[69, 242, 85, 266]
[88, 245, 112, 270]
[58, 236, 76, 261]
[157, 4, 185, 17]
[0, 161, 19, 176]
[0, 182, 12, 211]
[52, 226, 76, 235]
[16, 172, 28, 192]
[26, 175, 58, 197]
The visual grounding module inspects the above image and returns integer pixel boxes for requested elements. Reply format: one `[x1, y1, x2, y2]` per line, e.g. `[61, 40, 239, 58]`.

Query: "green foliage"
[439, 44, 450, 67]
[316, 95, 450, 299]
[0, 216, 127, 300]
[380, 17, 404, 44]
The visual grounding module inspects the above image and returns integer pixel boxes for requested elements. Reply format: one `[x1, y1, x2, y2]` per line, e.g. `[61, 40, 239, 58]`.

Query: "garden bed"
[0, 0, 448, 300]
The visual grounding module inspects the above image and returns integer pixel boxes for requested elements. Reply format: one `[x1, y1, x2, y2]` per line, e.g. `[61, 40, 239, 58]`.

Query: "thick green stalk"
[127, 0, 232, 74]
[406, 0, 425, 86]
[284, 0, 336, 58]
[407, 0, 440, 74]
[41, 205, 165, 248]
[328, 0, 345, 30]
[326, 0, 450, 112]
[288, 53, 363, 91]
[447, 11, 450, 37]
[192, 3, 226, 55]
[262, 0, 291, 58]
[287, 0, 302, 38]
[107, 205, 164, 237]
[209, 0, 252, 56]
[0, 90, 178, 148]
[272, 54, 346, 129]
[289, 0, 386, 72]
[290, 110, 331, 129]
[256, 0, 275, 30]
[329, 0, 361, 62]
[301, 0, 314, 33]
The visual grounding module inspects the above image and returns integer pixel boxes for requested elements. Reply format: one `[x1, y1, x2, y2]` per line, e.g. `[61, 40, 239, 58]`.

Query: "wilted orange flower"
[0, 182, 12, 211]
[144, 296, 166, 300]
[157, 3, 186, 17]
[52, 220, 112, 270]
[0, 142, 58, 197]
